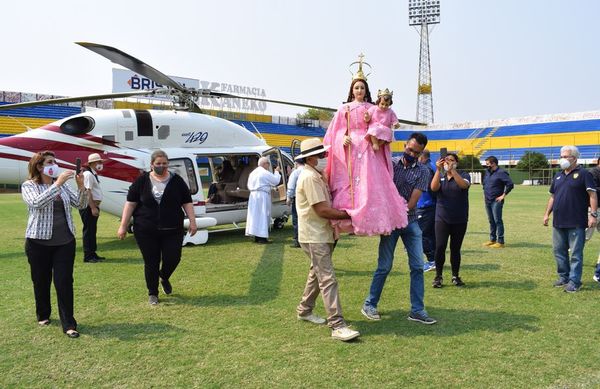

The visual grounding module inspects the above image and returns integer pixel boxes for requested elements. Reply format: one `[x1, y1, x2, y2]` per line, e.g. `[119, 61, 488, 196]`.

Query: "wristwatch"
[591, 211, 598, 218]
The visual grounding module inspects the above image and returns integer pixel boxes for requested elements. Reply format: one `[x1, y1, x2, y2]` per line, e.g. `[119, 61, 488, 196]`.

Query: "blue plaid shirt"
[22, 180, 88, 240]
[391, 157, 431, 223]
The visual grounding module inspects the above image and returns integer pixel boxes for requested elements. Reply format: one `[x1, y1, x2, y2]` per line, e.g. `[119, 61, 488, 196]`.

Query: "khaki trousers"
[296, 243, 345, 329]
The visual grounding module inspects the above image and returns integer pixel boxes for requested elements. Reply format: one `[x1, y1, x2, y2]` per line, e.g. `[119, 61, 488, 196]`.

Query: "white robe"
[245, 167, 281, 238]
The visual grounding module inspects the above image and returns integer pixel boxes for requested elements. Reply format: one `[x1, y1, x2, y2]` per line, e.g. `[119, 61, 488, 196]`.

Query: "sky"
[1, 0, 600, 124]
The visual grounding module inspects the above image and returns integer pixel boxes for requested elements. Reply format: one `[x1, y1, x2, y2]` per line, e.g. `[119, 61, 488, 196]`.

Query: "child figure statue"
[323, 56, 407, 236]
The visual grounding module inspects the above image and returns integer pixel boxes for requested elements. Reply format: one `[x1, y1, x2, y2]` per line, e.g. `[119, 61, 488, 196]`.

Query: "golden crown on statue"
[377, 88, 393, 98]
[349, 53, 372, 81]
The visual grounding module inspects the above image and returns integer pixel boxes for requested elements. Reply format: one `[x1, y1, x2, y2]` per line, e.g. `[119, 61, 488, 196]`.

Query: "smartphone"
[440, 147, 448, 159]
[75, 158, 81, 175]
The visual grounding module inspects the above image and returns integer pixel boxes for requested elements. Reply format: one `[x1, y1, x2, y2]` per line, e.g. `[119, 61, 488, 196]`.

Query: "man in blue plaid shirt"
[362, 132, 437, 325]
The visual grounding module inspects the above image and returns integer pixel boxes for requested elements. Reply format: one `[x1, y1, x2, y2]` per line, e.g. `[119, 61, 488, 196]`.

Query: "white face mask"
[95, 164, 103, 171]
[42, 164, 60, 178]
[559, 158, 571, 170]
[315, 158, 328, 172]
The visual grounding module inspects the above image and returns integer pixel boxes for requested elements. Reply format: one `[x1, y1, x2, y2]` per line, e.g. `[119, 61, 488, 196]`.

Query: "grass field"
[0, 185, 599, 388]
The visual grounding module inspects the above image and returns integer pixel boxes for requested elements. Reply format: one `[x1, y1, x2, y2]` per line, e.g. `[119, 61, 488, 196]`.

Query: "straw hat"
[295, 138, 330, 160]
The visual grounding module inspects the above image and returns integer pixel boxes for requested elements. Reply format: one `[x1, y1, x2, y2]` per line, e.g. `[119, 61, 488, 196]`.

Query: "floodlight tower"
[409, 0, 440, 124]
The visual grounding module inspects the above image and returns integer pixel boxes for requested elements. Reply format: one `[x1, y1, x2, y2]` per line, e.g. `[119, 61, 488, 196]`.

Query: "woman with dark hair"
[430, 153, 471, 288]
[117, 150, 197, 305]
[22, 151, 88, 338]
[323, 59, 407, 236]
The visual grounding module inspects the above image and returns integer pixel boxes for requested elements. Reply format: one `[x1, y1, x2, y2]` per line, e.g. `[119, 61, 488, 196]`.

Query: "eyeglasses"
[405, 147, 422, 157]
[559, 155, 575, 159]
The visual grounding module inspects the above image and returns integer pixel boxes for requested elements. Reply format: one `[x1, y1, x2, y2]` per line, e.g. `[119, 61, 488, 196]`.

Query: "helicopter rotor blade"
[203, 91, 426, 125]
[0, 90, 162, 111]
[76, 42, 185, 92]
[204, 91, 336, 112]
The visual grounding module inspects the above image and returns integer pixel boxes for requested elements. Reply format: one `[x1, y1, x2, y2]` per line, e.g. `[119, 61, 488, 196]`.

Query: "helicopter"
[0, 42, 422, 245]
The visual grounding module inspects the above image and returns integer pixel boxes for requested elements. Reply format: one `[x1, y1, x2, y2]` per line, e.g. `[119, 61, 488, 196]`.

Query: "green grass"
[1, 186, 599, 388]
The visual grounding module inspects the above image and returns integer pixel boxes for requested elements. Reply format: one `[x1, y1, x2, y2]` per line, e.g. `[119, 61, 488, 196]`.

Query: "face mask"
[315, 158, 328, 172]
[42, 164, 60, 178]
[153, 166, 167, 175]
[559, 158, 571, 170]
[95, 164, 103, 172]
[403, 152, 416, 164]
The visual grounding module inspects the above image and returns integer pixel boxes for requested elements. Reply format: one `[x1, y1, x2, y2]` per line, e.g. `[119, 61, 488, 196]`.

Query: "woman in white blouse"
[22, 151, 87, 338]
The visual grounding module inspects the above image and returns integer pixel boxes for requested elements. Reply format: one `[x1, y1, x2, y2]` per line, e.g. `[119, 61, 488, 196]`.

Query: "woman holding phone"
[430, 152, 471, 288]
[22, 151, 88, 338]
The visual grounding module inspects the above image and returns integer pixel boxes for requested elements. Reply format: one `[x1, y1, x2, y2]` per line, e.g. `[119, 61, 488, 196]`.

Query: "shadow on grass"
[460, 263, 501, 271]
[505, 241, 552, 249]
[176, 242, 284, 307]
[354, 306, 540, 337]
[83, 322, 180, 340]
[459, 279, 537, 290]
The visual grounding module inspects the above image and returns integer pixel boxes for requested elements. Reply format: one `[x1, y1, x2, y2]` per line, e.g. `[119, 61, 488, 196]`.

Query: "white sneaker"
[297, 313, 326, 325]
[331, 326, 360, 341]
[593, 274, 599, 283]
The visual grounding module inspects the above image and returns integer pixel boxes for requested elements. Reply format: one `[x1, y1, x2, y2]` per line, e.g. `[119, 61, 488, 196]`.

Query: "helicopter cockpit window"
[168, 158, 198, 195]
[60, 116, 95, 135]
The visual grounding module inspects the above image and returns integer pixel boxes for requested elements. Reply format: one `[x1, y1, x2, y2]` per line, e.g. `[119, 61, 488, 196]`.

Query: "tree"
[516, 151, 548, 173]
[297, 108, 333, 121]
[457, 154, 484, 171]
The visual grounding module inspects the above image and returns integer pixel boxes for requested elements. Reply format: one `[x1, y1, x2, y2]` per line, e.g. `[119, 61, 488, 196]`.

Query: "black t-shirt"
[435, 171, 471, 224]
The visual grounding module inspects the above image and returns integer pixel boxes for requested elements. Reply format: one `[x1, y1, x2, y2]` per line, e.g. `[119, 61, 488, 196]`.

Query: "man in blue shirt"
[482, 156, 514, 248]
[417, 149, 437, 272]
[286, 161, 304, 248]
[361, 132, 437, 325]
[543, 145, 597, 293]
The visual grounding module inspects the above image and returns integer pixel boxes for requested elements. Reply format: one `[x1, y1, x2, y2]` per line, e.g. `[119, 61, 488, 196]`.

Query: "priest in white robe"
[245, 157, 281, 243]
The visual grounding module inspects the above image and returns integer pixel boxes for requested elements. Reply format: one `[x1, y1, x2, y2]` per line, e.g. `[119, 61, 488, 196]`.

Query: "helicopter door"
[262, 147, 287, 202]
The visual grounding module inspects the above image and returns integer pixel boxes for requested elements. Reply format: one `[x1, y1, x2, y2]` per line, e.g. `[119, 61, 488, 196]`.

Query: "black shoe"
[432, 276, 443, 288]
[84, 258, 98, 263]
[160, 278, 173, 295]
[255, 237, 272, 244]
[290, 240, 301, 248]
[452, 276, 465, 287]
[93, 254, 106, 261]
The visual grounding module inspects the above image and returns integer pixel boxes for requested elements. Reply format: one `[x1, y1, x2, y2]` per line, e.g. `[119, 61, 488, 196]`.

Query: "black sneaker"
[408, 311, 437, 325]
[160, 278, 172, 295]
[432, 276, 443, 288]
[83, 258, 98, 263]
[452, 276, 465, 287]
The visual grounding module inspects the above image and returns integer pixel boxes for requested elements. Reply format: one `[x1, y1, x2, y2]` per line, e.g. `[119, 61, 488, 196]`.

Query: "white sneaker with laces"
[297, 313, 326, 325]
[331, 326, 360, 341]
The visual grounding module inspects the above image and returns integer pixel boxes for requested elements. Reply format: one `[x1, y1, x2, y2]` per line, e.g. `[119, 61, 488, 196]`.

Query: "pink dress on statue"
[323, 100, 408, 236]
[366, 105, 398, 173]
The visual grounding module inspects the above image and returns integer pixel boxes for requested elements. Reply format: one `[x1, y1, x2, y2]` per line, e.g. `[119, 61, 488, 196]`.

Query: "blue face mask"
[403, 152, 417, 164]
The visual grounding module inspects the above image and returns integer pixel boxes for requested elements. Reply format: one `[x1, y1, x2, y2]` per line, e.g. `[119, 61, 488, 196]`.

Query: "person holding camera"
[22, 151, 88, 338]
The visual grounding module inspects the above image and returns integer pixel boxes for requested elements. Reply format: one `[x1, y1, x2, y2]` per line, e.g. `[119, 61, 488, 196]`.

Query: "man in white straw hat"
[294, 137, 360, 342]
[80, 153, 105, 263]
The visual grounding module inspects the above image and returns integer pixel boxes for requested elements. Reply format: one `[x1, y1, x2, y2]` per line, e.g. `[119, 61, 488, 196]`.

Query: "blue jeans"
[417, 206, 436, 262]
[552, 227, 585, 287]
[364, 221, 426, 315]
[485, 200, 505, 244]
